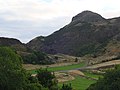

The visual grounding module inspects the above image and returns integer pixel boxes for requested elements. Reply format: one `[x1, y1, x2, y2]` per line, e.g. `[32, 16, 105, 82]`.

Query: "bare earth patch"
[68, 70, 85, 76]
[55, 72, 75, 83]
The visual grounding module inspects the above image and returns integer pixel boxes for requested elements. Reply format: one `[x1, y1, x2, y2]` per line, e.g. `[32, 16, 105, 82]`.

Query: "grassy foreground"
[59, 76, 96, 90]
[58, 71, 101, 90]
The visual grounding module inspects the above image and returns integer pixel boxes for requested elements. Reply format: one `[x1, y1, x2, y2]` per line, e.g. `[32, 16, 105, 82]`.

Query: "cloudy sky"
[0, 0, 120, 43]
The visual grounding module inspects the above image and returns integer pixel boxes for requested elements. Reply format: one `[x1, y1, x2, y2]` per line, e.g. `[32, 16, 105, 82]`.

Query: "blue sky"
[0, 0, 120, 43]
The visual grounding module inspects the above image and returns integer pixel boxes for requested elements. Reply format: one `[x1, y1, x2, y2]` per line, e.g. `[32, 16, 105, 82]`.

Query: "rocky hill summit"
[72, 10, 106, 23]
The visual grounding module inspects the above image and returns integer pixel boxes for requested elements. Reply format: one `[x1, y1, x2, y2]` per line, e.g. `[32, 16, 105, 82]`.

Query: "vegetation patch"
[29, 62, 85, 74]
[87, 65, 120, 90]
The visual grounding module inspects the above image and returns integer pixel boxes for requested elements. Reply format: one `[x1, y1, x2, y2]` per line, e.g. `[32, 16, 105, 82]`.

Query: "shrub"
[87, 65, 120, 90]
[61, 83, 72, 90]
[37, 68, 58, 89]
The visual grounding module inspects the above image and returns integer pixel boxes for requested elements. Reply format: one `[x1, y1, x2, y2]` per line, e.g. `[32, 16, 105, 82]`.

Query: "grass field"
[29, 62, 85, 74]
[58, 72, 102, 90]
[59, 76, 96, 90]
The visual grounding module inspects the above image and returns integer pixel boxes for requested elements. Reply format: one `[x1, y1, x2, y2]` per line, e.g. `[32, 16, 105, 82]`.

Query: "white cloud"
[0, 0, 120, 42]
[0, 0, 119, 21]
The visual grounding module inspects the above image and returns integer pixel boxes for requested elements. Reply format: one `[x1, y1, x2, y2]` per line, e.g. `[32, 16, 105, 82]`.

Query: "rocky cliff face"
[27, 11, 120, 57]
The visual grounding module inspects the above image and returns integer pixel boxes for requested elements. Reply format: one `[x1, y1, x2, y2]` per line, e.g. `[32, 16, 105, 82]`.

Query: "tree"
[34, 51, 53, 65]
[75, 58, 78, 62]
[61, 83, 72, 90]
[87, 65, 120, 90]
[22, 53, 38, 64]
[0, 47, 47, 90]
[0, 47, 28, 90]
[22, 51, 54, 65]
[37, 68, 58, 89]
[25, 83, 42, 90]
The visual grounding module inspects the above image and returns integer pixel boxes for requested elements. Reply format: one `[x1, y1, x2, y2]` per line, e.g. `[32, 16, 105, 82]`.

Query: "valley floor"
[23, 59, 120, 90]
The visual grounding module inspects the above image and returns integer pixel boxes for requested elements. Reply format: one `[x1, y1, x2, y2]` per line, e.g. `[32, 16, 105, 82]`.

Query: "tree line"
[0, 47, 72, 90]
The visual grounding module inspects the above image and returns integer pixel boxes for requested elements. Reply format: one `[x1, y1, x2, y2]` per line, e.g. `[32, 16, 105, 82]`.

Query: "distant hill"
[0, 37, 28, 52]
[27, 10, 120, 57]
[0, 37, 54, 65]
[0, 37, 22, 46]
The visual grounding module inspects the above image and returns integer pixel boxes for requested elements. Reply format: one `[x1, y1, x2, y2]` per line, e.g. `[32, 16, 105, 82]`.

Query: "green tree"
[0, 47, 28, 90]
[22, 53, 38, 64]
[61, 83, 72, 90]
[25, 83, 42, 90]
[22, 51, 54, 65]
[87, 65, 120, 90]
[37, 68, 58, 89]
[34, 51, 52, 65]
[75, 58, 78, 62]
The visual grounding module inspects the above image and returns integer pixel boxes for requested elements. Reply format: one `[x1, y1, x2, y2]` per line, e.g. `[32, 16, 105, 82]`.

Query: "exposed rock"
[55, 72, 75, 82]
[68, 70, 85, 76]
[72, 10, 106, 23]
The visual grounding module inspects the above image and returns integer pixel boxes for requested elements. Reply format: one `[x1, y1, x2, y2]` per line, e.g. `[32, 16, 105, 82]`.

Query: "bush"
[26, 83, 42, 90]
[87, 65, 120, 90]
[37, 68, 58, 89]
[61, 83, 72, 90]
[22, 51, 54, 65]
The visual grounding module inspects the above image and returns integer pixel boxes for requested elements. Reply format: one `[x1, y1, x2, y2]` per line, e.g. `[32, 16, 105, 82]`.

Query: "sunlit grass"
[29, 62, 85, 74]
[59, 76, 96, 90]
